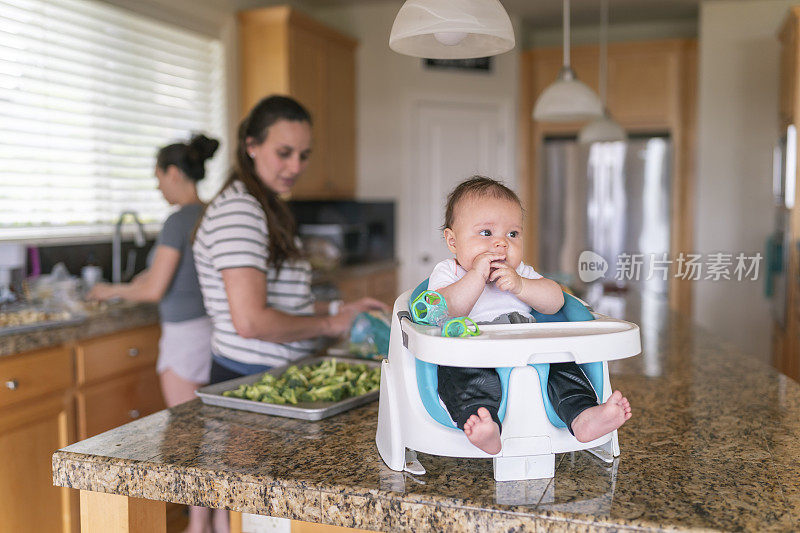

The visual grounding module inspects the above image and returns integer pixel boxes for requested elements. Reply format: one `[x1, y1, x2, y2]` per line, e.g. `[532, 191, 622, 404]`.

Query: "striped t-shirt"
[193, 180, 317, 367]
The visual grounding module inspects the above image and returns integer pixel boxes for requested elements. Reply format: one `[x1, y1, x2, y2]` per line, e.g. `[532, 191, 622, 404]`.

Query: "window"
[0, 0, 227, 241]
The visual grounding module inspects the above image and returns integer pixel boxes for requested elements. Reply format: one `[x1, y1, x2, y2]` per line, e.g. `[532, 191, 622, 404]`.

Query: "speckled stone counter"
[52, 293, 800, 531]
[0, 302, 159, 357]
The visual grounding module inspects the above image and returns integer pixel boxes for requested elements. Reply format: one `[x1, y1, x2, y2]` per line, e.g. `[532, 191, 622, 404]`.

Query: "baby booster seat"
[375, 280, 641, 481]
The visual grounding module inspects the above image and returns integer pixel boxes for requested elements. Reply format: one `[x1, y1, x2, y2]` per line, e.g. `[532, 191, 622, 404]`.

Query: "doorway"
[401, 99, 513, 289]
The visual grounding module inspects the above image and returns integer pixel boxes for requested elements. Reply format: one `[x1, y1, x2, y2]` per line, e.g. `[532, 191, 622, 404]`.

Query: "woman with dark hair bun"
[157, 133, 220, 183]
[89, 133, 225, 532]
[91, 132, 221, 389]
[193, 95, 388, 385]
[90, 134, 219, 389]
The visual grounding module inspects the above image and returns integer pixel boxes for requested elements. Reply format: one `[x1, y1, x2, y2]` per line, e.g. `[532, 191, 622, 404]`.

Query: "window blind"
[0, 0, 227, 241]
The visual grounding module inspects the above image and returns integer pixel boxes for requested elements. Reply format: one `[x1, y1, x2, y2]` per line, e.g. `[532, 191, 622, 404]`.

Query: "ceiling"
[293, 0, 701, 28]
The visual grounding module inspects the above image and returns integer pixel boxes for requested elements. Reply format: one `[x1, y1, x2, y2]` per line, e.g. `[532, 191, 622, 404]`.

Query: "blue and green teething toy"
[442, 317, 481, 338]
[410, 290, 448, 325]
[410, 290, 481, 338]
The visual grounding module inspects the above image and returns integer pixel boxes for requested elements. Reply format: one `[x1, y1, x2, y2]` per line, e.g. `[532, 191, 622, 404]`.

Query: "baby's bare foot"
[571, 390, 632, 443]
[463, 407, 501, 454]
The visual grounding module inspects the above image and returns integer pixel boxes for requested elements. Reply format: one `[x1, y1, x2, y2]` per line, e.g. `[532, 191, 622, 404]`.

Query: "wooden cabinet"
[0, 324, 164, 532]
[0, 345, 72, 408]
[780, 10, 798, 125]
[239, 6, 357, 199]
[322, 37, 357, 196]
[337, 266, 398, 307]
[74, 325, 164, 440]
[77, 367, 163, 439]
[366, 268, 398, 307]
[75, 324, 159, 385]
[0, 346, 77, 533]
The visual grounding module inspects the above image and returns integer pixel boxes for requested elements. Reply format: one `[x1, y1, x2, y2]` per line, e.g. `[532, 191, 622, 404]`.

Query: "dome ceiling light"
[389, 0, 515, 60]
[533, 0, 603, 122]
[579, 0, 626, 144]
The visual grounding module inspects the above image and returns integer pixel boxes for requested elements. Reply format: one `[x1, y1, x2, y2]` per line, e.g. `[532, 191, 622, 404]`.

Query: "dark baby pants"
[437, 361, 598, 435]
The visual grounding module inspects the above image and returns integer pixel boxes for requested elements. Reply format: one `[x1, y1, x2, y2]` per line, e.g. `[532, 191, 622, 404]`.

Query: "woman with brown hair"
[193, 95, 386, 385]
[89, 134, 218, 401]
[91, 134, 224, 533]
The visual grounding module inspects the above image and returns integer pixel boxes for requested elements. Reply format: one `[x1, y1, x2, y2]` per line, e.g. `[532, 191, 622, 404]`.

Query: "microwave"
[298, 223, 368, 265]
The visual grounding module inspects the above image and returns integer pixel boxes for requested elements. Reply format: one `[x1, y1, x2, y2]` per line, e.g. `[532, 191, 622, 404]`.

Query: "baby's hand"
[471, 252, 506, 281]
[490, 263, 523, 294]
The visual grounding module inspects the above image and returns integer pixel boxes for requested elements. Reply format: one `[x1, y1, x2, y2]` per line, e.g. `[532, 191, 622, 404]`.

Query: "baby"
[429, 176, 632, 455]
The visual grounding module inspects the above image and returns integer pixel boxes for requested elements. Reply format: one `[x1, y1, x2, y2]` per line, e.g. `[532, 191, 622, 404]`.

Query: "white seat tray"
[400, 313, 641, 367]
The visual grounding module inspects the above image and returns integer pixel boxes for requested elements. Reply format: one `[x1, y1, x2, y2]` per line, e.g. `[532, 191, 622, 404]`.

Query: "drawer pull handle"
[5, 379, 19, 391]
[127, 347, 139, 357]
[128, 409, 140, 419]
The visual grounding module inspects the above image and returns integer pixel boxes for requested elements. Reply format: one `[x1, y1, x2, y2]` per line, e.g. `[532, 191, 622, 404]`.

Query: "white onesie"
[427, 258, 543, 322]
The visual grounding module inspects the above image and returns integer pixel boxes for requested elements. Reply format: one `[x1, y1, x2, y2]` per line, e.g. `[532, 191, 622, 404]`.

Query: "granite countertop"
[52, 292, 800, 531]
[0, 302, 159, 357]
[1, 260, 396, 358]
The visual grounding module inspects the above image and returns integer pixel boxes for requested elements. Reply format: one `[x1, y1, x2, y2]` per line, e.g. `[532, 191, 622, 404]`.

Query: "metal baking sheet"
[195, 355, 381, 421]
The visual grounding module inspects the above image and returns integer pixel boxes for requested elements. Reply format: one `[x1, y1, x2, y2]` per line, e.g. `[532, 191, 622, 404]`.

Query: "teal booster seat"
[376, 281, 641, 481]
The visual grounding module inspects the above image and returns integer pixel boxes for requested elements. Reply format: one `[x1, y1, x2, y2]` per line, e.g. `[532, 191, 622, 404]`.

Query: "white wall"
[310, 2, 521, 289]
[695, 0, 792, 361]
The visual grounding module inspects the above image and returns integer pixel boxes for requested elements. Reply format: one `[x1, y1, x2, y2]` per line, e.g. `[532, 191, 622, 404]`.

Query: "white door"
[401, 99, 512, 290]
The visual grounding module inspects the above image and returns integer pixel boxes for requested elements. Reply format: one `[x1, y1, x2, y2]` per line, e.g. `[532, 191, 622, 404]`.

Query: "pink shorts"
[157, 316, 213, 384]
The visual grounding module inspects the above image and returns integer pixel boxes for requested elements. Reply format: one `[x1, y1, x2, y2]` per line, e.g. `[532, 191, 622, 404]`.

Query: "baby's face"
[444, 195, 524, 272]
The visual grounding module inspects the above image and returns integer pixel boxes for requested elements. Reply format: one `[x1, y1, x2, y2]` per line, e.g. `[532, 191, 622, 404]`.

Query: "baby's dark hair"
[156, 133, 220, 182]
[443, 176, 522, 230]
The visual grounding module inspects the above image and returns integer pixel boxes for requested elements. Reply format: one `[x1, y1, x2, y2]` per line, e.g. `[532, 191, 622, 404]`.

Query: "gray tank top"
[154, 204, 206, 323]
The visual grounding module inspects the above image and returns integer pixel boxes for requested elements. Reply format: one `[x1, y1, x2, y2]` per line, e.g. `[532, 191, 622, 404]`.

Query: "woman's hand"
[490, 263, 523, 295]
[324, 297, 390, 338]
[87, 282, 116, 301]
[342, 297, 390, 315]
[83, 247, 179, 304]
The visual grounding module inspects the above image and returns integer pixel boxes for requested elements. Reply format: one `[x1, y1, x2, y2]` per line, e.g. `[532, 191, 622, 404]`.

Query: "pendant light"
[389, 0, 515, 60]
[533, 0, 603, 122]
[579, 0, 626, 144]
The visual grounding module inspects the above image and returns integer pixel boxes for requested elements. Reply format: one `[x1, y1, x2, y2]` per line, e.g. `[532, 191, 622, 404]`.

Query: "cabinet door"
[338, 268, 398, 306]
[607, 46, 677, 126]
[289, 25, 329, 199]
[238, 9, 290, 118]
[338, 276, 369, 302]
[0, 345, 72, 408]
[76, 367, 164, 440]
[325, 40, 356, 198]
[75, 325, 160, 385]
[0, 394, 76, 533]
[368, 268, 398, 307]
[780, 14, 797, 124]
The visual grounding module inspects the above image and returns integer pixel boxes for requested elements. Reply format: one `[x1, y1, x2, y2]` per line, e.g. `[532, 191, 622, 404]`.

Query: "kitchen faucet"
[112, 211, 147, 283]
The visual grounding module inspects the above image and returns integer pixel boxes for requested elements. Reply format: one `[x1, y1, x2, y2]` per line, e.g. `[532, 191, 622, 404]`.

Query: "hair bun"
[187, 133, 220, 163]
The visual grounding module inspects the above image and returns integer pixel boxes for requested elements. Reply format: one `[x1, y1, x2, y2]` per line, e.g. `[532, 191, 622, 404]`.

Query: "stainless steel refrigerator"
[537, 135, 672, 310]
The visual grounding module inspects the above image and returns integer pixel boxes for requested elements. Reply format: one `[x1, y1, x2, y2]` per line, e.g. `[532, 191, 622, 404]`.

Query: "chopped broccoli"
[221, 359, 381, 405]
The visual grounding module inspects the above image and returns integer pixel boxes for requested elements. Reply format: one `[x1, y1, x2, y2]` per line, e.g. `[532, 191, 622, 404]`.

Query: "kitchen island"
[52, 293, 800, 531]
